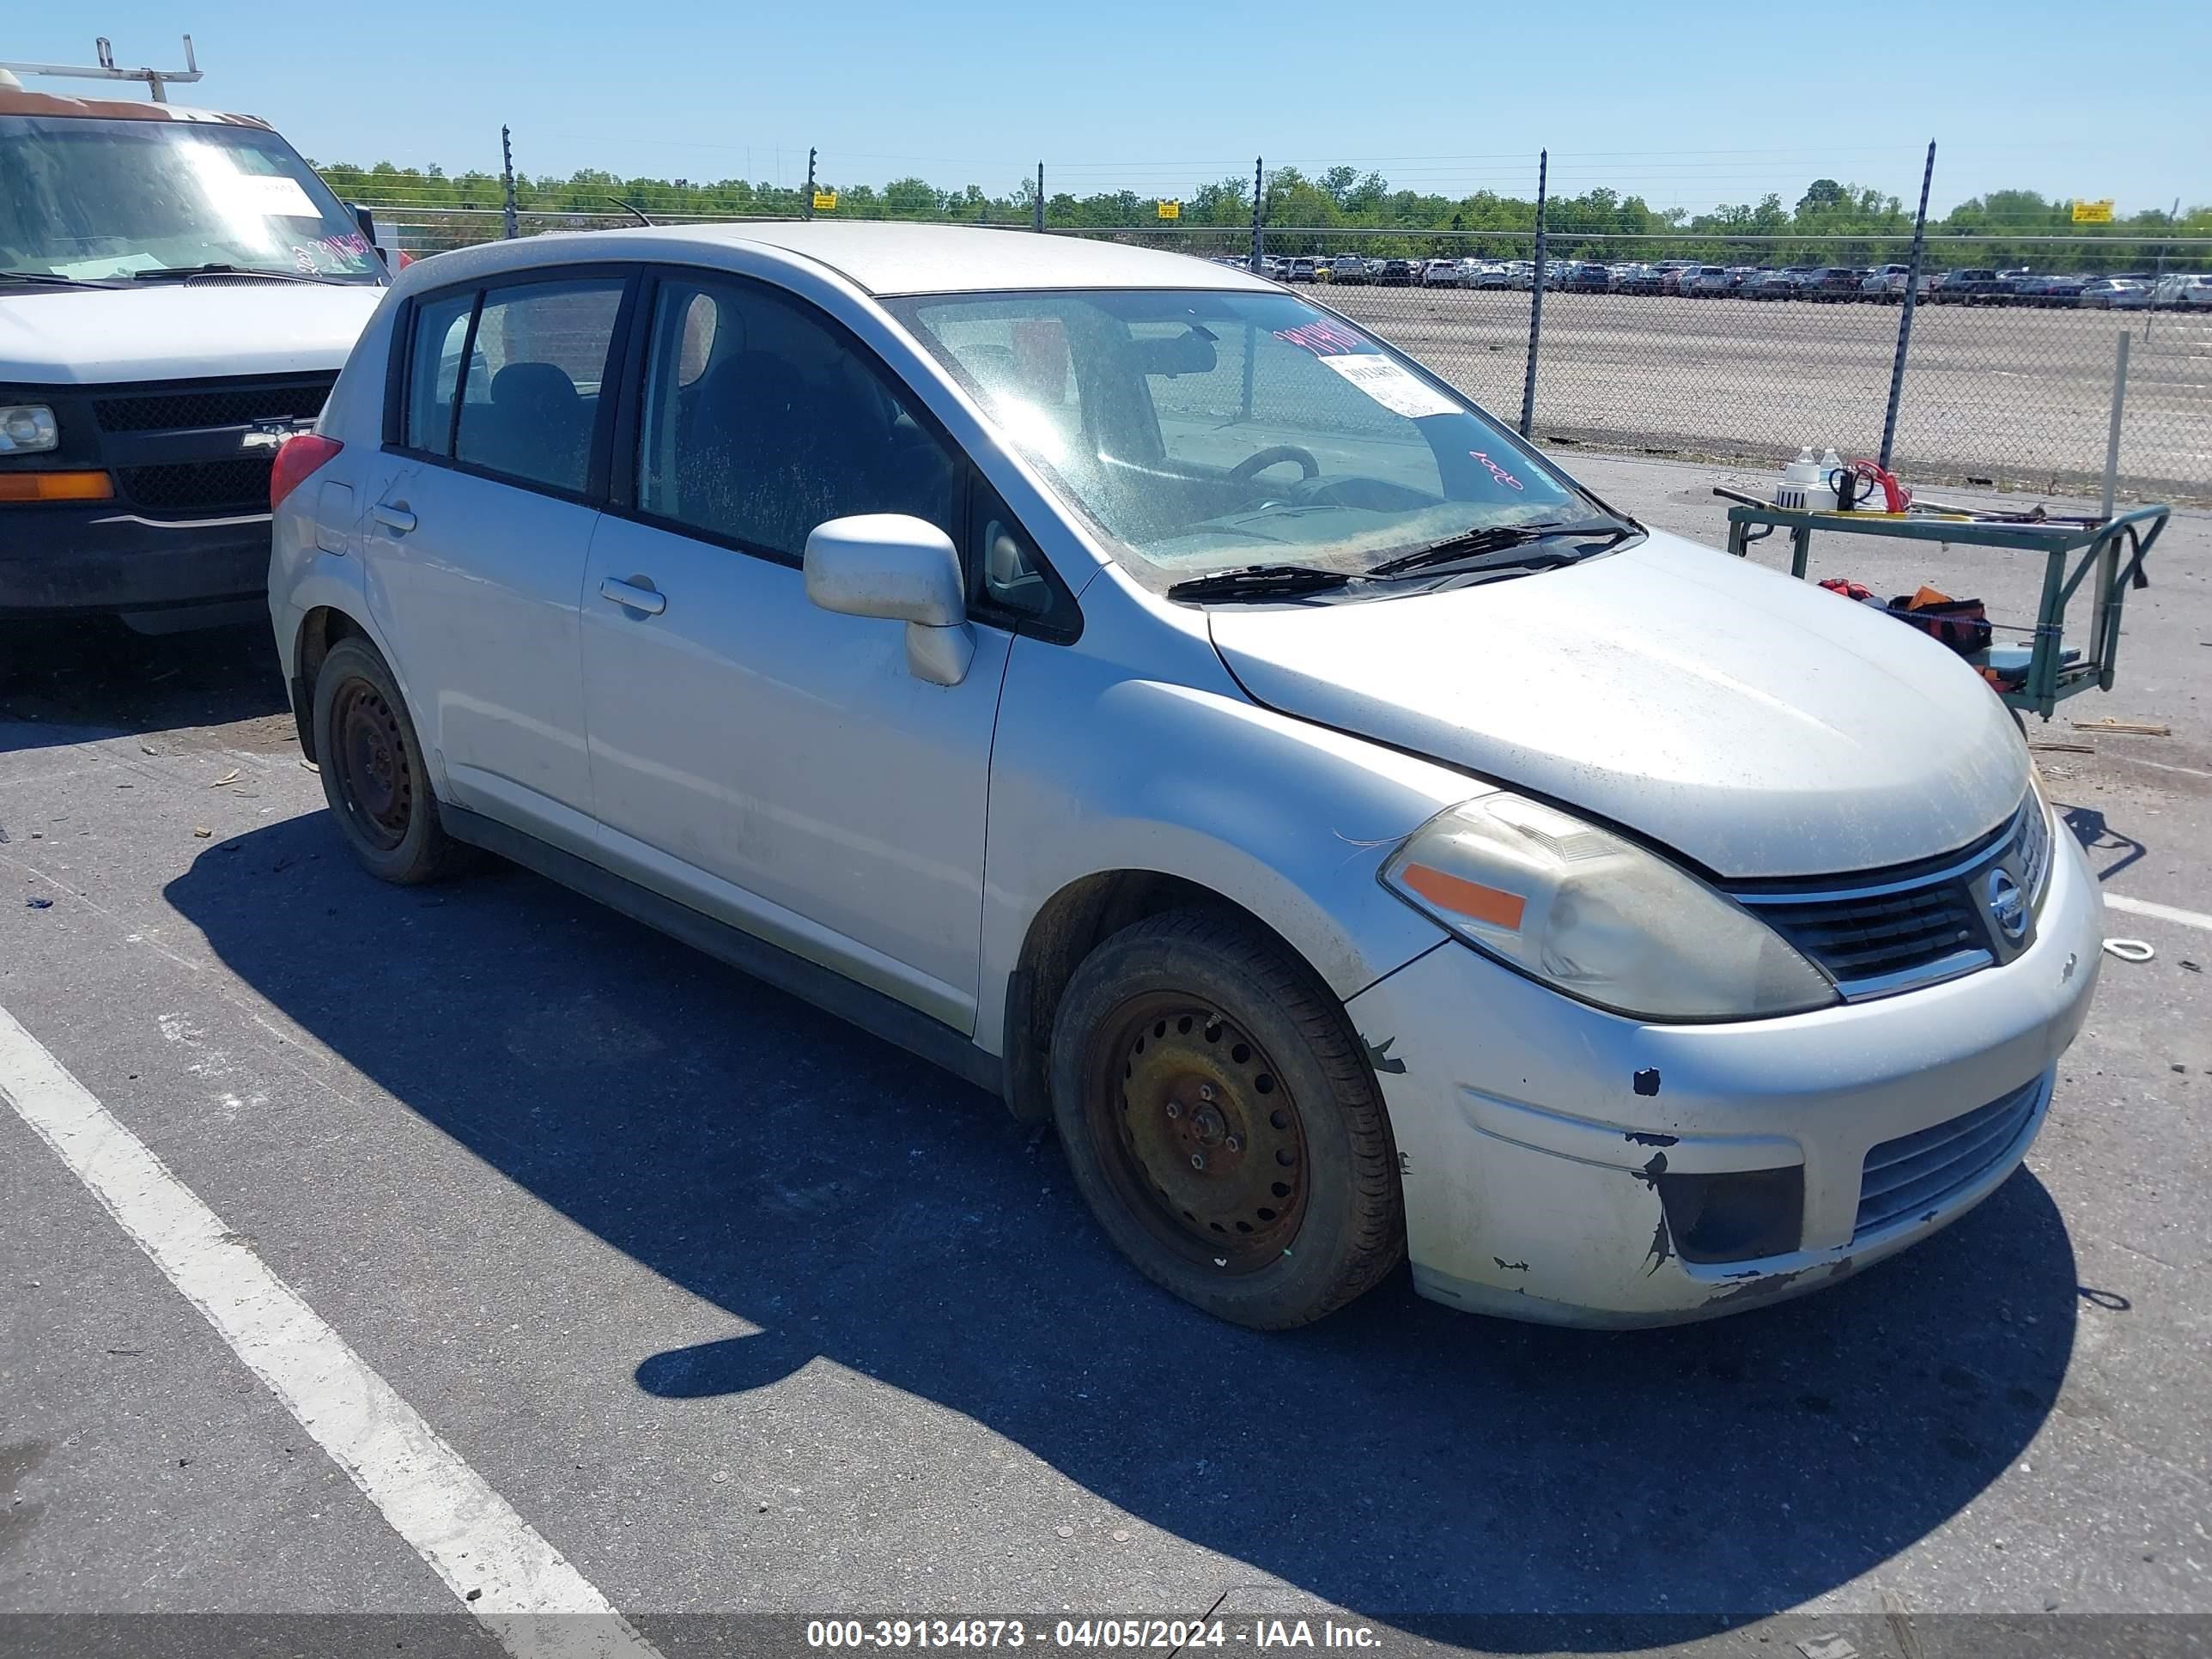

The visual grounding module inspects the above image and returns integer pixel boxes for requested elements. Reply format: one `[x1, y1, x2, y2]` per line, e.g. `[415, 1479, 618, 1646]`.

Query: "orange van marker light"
[1401, 863, 1526, 930]
[0, 471, 114, 503]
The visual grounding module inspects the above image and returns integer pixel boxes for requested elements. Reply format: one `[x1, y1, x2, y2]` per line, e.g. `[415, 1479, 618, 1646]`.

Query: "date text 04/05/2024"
[804, 1619, 1384, 1649]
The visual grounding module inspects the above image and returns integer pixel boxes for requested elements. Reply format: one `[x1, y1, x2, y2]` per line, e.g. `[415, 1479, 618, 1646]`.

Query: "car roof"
[0, 88, 272, 129]
[410, 221, 1279, 299]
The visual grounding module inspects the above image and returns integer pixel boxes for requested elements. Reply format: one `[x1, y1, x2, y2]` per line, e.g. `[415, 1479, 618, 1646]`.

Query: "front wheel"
[1049, 908, 1404, 1328]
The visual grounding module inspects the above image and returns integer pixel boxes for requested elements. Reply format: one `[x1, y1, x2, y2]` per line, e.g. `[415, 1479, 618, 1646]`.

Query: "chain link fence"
[359, 204, 2212, 502]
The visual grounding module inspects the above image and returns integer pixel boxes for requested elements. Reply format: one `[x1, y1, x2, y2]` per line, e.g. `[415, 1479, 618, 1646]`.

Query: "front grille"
[94, 377, 334, 434]
[1753, 884, 1986, 988]
[1855, 1076, 2044, 1239]
[1726, 799, 2048, 999]
[116, 457, 275, 515]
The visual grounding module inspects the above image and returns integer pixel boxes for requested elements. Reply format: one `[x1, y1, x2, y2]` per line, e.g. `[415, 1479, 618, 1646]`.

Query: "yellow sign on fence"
[2071, 199, 2114, 224]
[812, 191, 838, 212]
[1156, 200, 1181, 221]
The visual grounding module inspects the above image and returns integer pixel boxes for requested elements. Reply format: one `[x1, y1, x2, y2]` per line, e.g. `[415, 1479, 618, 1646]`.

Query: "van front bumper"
[1345, 822, 2104, 1328]
[0, 501, 270, 621]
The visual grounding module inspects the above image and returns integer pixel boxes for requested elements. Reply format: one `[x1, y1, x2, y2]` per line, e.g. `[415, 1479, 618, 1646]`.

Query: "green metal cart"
[1719, 498, 2172, 721]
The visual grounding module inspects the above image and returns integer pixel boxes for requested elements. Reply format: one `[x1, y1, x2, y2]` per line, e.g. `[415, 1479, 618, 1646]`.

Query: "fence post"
[804, 148, 817, 220]
[2100, 329, 2130, 520]
[1249, 156, 1264, 274]
[1519, 149, 1547, 439]
[500, 125, 518, 241]
[1879, 140, 1936, 470]
[1034, 162, 1044, 233]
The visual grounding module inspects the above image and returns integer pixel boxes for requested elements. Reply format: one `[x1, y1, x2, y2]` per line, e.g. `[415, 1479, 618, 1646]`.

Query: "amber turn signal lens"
[0, 471, 114, 502]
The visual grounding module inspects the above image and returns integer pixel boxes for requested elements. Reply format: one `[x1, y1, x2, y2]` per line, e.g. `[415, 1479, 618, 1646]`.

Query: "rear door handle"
[371, 503, 416, 534]
[599, 576, 666, 617]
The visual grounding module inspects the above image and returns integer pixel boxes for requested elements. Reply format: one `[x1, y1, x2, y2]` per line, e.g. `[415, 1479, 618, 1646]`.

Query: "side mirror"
[350, 202, 391, 270]
[804, 514, 975, 686]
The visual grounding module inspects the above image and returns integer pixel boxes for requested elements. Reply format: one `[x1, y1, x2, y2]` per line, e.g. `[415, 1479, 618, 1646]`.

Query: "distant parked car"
[2014, 274, 2087, 307]
[1421, 258, 1462, 287]
[1286, 256, 1318, 283]
[1679, 265, 1730, 297]
[1929, 270, 2002, 305]
[1799, 267, 1861, 302]
[1330, 253, 1369, 284]
[1563, 262, 1613, 293]
[1615, 264, 1663, 295]
[1378, 258, 1419, 286]
[1745, 266, 1810, 300]
[2153, 272, 2212, 309]
[1861, 264, 1922, 302]
[2076, 277, 2150, 310]
[1994, 269, 2040, 305]
[1459, 262, 1510, 289]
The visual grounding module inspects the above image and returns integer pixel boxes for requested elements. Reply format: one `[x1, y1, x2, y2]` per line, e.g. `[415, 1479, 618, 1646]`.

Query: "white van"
[0, 84, 390, 633]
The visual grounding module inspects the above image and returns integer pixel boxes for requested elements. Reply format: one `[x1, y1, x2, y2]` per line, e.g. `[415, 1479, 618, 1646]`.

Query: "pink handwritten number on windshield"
[1271, 318, 1369, 357]
[1468, 450, 1525, 491]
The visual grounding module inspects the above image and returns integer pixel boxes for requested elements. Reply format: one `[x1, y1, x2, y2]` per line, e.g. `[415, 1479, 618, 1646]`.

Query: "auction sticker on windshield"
[1318, 353, 1461, 419]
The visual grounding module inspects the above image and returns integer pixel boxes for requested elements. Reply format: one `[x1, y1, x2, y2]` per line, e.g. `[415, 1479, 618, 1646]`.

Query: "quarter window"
[450, 278, 626, 495]
[635, 277, 957, 559]
[404, 291, 473, 455]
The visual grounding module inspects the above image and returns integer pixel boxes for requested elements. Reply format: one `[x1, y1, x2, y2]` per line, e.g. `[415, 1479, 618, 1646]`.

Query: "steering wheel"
[1229, 445, 1321, 483]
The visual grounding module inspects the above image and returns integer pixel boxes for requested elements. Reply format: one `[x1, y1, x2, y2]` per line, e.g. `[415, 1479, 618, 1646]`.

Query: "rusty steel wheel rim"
[1085, 993, 1310, 1274]
[331, 678, 412, 853]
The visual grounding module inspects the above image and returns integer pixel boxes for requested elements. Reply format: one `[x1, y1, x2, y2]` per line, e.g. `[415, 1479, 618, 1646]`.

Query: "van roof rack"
[0, 36, 202, 104]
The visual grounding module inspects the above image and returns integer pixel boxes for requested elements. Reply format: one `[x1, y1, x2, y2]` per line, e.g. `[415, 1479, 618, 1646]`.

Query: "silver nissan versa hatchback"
[269, 222, 2101, 1330]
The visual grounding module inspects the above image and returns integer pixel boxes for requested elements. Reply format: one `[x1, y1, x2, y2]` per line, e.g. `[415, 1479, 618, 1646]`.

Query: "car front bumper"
[0, 501, 270, 621]
[1344, 818, 2104, 1328]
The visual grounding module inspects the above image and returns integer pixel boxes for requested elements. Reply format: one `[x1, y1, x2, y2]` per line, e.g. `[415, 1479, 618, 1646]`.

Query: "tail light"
[270, 433, 343, 510]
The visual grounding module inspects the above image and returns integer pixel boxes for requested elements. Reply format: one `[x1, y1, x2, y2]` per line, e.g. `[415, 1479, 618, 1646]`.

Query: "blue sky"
[9, 3, 2205, 214]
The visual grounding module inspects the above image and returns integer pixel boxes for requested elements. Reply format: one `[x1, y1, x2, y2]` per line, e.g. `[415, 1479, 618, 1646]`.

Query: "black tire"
[1049, 907, 1403, 1328]
[311, 635, 465, 884]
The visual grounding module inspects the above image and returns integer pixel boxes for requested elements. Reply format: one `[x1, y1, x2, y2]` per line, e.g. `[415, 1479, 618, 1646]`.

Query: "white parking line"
[0, 1003, 663, 1659]
[2104, 892, 2212, 934]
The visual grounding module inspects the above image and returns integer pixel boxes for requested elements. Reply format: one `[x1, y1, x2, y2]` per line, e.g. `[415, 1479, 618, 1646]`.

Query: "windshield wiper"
[1367, 520, 1636, 579]
[131, 264, 343, 285]
[1, 270, 110, 289]
[1165, 563, 1353, 603]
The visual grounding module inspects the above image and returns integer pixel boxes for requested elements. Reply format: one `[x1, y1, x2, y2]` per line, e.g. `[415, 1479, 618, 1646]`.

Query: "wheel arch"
[289, 603, 377, 765]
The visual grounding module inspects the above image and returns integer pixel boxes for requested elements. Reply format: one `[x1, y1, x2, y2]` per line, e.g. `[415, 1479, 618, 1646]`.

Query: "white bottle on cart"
[1775, 446, 1824, 511]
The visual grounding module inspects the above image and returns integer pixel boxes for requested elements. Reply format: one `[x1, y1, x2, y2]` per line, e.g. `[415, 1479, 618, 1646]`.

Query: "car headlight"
[1381, 792, 1840, 1021]
[2, 405, 60, 454]
[2021, 775, 2055, 910]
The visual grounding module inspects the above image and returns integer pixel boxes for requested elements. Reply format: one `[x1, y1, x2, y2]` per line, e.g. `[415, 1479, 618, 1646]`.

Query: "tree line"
[313, 157, 2210, 270]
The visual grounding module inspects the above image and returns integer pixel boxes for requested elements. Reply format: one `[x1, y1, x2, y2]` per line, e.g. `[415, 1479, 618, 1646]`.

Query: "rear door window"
[452, 278, 627, 495]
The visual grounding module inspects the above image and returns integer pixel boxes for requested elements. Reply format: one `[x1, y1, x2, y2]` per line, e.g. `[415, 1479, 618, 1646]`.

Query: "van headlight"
[0, 405, 60, 454]
[1381, 792, 1840, 1021]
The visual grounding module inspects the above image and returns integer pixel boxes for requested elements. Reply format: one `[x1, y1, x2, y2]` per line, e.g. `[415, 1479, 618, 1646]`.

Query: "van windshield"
[0, 114, 384, 284]
[888, 288, 1600, 587]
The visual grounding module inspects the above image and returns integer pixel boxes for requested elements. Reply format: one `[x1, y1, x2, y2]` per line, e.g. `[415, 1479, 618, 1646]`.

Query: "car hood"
[1206, 530, 2029, 879]
[0, 282, 386, 384]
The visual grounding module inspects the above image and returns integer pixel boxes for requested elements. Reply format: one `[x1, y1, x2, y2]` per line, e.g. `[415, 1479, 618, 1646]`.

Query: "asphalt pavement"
[3, 456, 2209, 1659]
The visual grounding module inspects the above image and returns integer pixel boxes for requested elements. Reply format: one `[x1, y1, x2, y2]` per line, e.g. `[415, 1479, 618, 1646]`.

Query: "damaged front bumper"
[1345, 823, 2104, 1328]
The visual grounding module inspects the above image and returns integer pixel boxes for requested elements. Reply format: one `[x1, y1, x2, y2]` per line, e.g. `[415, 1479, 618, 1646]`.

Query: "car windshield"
[0, 114, 383, 283]
[888, 288, 1600, 588]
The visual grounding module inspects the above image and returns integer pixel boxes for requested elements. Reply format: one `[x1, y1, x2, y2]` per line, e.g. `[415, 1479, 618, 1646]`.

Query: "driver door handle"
[599, 576, 666, 617]
[370, 503, 416, 535]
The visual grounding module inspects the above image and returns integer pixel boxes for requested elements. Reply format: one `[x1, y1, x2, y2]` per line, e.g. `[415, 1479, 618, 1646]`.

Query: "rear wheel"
[312, 635, 465, 884]
[1049, 908, 1403, 1328]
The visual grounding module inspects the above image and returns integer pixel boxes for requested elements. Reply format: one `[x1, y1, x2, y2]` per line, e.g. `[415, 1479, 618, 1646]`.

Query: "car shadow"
[2060, 802, 2148, 884]
[164, 818, 2080, 1643]
[0, 619, 286, 756]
